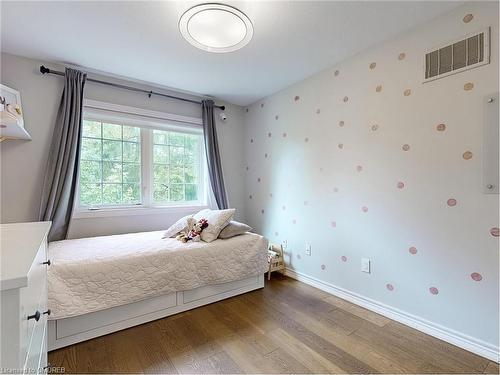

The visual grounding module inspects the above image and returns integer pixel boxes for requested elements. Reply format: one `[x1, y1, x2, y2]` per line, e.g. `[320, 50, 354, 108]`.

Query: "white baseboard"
[284, 268, 499, 363]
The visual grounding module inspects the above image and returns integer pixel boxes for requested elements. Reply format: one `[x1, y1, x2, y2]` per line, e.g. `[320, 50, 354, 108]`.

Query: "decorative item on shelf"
[0, 84, 30, 142]
[267, 243, 285, 280]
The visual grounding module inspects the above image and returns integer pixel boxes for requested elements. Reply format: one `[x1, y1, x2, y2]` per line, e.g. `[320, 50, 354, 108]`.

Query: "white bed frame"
[48, 274, 264, 350]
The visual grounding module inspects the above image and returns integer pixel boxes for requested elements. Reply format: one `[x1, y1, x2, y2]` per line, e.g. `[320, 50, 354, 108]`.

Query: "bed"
[47, 231, 268, 350]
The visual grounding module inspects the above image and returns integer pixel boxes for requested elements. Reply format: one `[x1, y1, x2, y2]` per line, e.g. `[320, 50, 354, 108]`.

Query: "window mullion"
[141, 128, 152, 207]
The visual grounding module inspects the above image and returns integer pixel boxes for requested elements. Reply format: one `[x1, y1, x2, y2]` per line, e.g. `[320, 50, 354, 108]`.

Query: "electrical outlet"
[361, 258, 370, 273]
[305, 244, 312, 256]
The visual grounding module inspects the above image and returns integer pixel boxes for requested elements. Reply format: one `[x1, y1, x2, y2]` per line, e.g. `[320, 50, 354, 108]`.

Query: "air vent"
[424, 27, 490, 82]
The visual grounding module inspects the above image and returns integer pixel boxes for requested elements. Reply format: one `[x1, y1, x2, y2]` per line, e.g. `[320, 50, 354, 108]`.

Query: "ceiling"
[1, 1, 463, 106]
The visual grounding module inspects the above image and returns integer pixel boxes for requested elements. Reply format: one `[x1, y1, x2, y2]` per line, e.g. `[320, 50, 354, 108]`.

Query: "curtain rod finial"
[40, 65, 50, 74]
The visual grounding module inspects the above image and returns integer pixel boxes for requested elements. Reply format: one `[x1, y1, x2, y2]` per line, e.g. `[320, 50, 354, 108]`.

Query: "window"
[152, 129, 201, 203]
[80, 121, 142, 206]
[78, 103, 206, 211]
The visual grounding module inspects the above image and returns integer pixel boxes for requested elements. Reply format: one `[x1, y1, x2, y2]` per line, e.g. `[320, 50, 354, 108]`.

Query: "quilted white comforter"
[48, 231, 268, 319]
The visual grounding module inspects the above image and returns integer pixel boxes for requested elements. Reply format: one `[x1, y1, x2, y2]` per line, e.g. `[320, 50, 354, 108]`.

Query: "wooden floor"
[49, 276, 499, 374]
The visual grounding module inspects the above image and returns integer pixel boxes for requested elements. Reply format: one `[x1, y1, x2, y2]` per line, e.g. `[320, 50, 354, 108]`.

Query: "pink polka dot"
[268, 132, 272, 138]
[447, 198, 457, 207]
[249, 194, 252, 199]
[436, 123, 446, 132]
[339, 121, 345, 127]
[303, 200, 309, 206]
[297, 254, 302, 259]
[471, 272, 482, 281]
[316, 109, 321, 114]
[386, 284, 394, 291]
[341, 256, 347, 262]
[429, 287, 439, 295]
[334, 70, 339, 77]
[338, 143, 344, 149]
[257, 177, 261, 183]
[331, 221, 336, 228]
[343, 96, 349, 102]
[402, 144, 410, 151]
[282, 205, 286, 210]
[292, 219, 297, 224]
[282, 132, 287, 138]
[333, 187, 339, 193]
[409, 246, 417, 255]
[356, 165, 363, 172]
[371, 124, 379, 131]
[490, 227, 499, 237]
[321, 264, 326, 270]
[245, 166, 249, 171]
[397, 181, 405, 189]
[269, 193, 273, 198]
[261, 103, 264, 108]
[304, 137, 309, 143]
[362, 206, 368, 213]
[294, 95, 300, 101]
[261, 209, 265, 214]
[275, 115, 279, 120]
[274, 231, 279, 236]
[250, 138, 254, 143]
[264, 153, 268, 158]
[245, 108, 249, 112]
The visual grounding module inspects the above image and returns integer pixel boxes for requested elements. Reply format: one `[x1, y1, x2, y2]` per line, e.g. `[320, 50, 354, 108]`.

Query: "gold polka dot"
[398, 52, 406, 60]
[436, 123, 446, 132]
[334, 70, 339, 77]
[404, 89, 411, 96]
[463, 151, 473, 160]
[339, 120, 345, 127]
[464, 82, 474, 91]
[369, 62, 376, 70]
[343, 96, 349, 102]
[463, 14, 473, 23]
[376, 85, 382, 93]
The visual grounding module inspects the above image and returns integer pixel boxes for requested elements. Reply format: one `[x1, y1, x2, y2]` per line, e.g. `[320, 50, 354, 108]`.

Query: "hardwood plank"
[323, 294, 391, 327]
[484, 361, 499, 374]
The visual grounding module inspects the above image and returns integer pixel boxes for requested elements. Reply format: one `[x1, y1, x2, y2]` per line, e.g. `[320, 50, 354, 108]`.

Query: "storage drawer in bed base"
[48, 274, 264, 350]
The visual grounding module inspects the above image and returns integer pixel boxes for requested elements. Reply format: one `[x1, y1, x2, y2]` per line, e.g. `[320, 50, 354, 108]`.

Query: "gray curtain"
[39, 68, 86, 241]
[201, 100, 228, 209]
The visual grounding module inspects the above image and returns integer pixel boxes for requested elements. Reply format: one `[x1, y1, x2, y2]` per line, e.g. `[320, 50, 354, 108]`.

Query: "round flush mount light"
[179, 3, 253, 53]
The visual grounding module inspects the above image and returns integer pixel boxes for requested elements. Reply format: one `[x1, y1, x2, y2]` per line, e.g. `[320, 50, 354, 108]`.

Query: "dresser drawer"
[19, 241, 48, 367]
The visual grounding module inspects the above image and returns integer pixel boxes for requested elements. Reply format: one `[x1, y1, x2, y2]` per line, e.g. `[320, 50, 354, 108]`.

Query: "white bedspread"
[48, 231, 268, 319]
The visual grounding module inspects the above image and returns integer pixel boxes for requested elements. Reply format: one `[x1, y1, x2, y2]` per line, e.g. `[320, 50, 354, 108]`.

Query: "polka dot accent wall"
[243, 3, 498, 348]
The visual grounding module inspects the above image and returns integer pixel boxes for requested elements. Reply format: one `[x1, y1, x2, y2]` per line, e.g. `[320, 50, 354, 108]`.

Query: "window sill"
[72, 204, 208, 219]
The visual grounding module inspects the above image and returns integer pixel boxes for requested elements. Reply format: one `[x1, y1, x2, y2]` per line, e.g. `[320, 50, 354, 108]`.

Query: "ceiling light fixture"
[179, 3, 253, 53]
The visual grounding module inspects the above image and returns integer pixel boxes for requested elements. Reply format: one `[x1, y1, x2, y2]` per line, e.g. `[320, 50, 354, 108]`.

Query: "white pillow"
[162, 215, 191, 238]
[193, 208, 235, 242]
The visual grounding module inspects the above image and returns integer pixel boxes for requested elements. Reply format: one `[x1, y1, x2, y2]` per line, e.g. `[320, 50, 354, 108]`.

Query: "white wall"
[0, 53, 247, 237]
[243, 2, 499, 357]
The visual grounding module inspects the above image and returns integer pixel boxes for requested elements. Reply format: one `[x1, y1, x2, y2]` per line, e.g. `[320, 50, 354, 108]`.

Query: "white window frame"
[73, 100, 209, 219]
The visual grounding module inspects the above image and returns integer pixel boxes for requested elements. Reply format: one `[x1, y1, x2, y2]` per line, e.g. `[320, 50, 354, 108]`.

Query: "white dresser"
[1, 221, 52, 374]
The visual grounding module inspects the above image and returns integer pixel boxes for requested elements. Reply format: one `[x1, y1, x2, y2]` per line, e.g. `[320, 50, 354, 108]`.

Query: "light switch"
[361, 258, 370, 273]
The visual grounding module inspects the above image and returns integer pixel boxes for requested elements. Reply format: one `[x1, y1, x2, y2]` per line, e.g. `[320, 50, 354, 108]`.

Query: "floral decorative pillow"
[193, 208, 235, 242]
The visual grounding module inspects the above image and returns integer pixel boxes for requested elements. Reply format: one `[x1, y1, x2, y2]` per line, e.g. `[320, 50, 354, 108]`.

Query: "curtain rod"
[39, 65, 225, 110]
